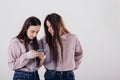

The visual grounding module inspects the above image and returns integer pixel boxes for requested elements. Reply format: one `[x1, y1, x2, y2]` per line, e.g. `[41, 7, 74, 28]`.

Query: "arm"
[74, 37, 83, 69]
[8, 41, 33, 70]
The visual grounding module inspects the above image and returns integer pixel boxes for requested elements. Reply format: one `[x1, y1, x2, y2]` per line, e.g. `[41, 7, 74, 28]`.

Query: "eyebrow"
[31, 30, 39, 32]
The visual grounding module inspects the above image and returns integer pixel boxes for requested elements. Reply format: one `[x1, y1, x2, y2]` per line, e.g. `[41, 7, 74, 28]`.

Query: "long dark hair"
[16, 16, 41, 51]
[16, 16, 41, 66]
[44, 13, 69, 66]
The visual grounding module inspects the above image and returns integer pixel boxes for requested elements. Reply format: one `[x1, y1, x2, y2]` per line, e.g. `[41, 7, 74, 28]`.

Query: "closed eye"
[31, 30, 35, 33]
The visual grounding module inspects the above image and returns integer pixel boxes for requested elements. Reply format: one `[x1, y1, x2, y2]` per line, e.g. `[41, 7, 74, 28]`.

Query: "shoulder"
[67, 33, 81, 43]
[39, 36, 46, 43]
[36, 39, 40, 43]
[8, 38, 21, 49]
[41, 36, 45, 40]
[10, 38, 20, 44]
[69, 33, 76, 37]
[66, 33, 78, 39]
[9, 38, 24, 47]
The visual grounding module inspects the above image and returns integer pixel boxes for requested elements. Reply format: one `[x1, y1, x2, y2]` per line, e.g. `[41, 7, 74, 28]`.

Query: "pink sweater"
[8, 38, 40, 72]
[41, 33, 83, 71]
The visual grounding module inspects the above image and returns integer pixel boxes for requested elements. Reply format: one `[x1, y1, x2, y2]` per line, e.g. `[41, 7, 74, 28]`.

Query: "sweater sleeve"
[8, 40, 33, 70]
[74, 37, 83, 70]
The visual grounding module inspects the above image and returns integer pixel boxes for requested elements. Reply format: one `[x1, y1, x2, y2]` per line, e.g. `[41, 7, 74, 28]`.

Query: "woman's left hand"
[38, 52, 45, 67]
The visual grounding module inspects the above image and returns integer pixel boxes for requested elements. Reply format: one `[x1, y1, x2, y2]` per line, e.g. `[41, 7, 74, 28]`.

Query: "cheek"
[50, 28, 53, 32]
[27, 31, 31, 37]
[48, 28, 51, 33]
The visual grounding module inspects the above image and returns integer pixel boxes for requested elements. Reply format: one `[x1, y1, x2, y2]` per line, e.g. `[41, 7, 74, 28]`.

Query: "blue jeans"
[44, 70, 75, 80]
[13, 70, 40, 80]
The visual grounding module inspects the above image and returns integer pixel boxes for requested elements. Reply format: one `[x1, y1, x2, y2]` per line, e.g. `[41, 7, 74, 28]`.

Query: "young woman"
[8, 16, 44, 80]
[40, 13, 83, 80]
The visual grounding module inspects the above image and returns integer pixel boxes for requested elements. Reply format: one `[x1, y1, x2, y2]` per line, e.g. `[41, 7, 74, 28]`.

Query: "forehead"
[28, 25, 40, 31]
[46, 20, 51, 26]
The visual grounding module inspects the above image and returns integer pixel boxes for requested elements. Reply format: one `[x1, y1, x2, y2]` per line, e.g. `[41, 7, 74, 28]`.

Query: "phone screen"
[37, 49, 44, 52]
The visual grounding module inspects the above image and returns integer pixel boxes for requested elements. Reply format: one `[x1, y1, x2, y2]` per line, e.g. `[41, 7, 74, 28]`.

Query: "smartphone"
[37, 49, 44, 53]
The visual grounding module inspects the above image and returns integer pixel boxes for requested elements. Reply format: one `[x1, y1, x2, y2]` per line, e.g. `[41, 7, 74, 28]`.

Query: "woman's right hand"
[32, 50, 40, 58]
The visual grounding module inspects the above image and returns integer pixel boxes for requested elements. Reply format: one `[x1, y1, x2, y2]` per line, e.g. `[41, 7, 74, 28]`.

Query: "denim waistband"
[56, 70, 73, 74]
[15, 70, 38, 75]
[46, 69, 73, 74]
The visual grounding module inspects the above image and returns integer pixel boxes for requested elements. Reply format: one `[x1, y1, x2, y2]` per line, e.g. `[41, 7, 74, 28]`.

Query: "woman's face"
[27, 25, 40, 40]
[46, 20, 54, 36]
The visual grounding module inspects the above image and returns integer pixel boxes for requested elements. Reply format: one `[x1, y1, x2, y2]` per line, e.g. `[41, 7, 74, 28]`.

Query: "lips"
[30, 37, 35, 39]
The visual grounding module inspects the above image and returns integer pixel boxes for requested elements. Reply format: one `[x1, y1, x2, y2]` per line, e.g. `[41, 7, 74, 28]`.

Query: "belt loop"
[28, 71, 29, 79]
[61, 71, 63, 74]
[34, 72, 36, 80]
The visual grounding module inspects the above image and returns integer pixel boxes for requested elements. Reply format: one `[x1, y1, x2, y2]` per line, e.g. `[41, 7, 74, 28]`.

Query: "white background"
[0, 0, 120, 80]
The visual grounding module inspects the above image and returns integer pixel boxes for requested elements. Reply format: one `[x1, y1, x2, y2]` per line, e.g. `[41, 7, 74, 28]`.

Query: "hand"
[38, 52, 45, 67]
[31, 50, 40, 58]
[38, 52, 45, 60]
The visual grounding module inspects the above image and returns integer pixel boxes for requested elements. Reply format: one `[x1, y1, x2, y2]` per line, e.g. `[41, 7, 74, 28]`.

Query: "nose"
[48, 27, 52, 32]
[48, 28, 50, 32]
[33, 33, 37, 37]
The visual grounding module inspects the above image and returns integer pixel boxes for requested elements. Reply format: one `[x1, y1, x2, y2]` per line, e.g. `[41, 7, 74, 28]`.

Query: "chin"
[30, 37, 35, 40]
[51, 34, 54, 36]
